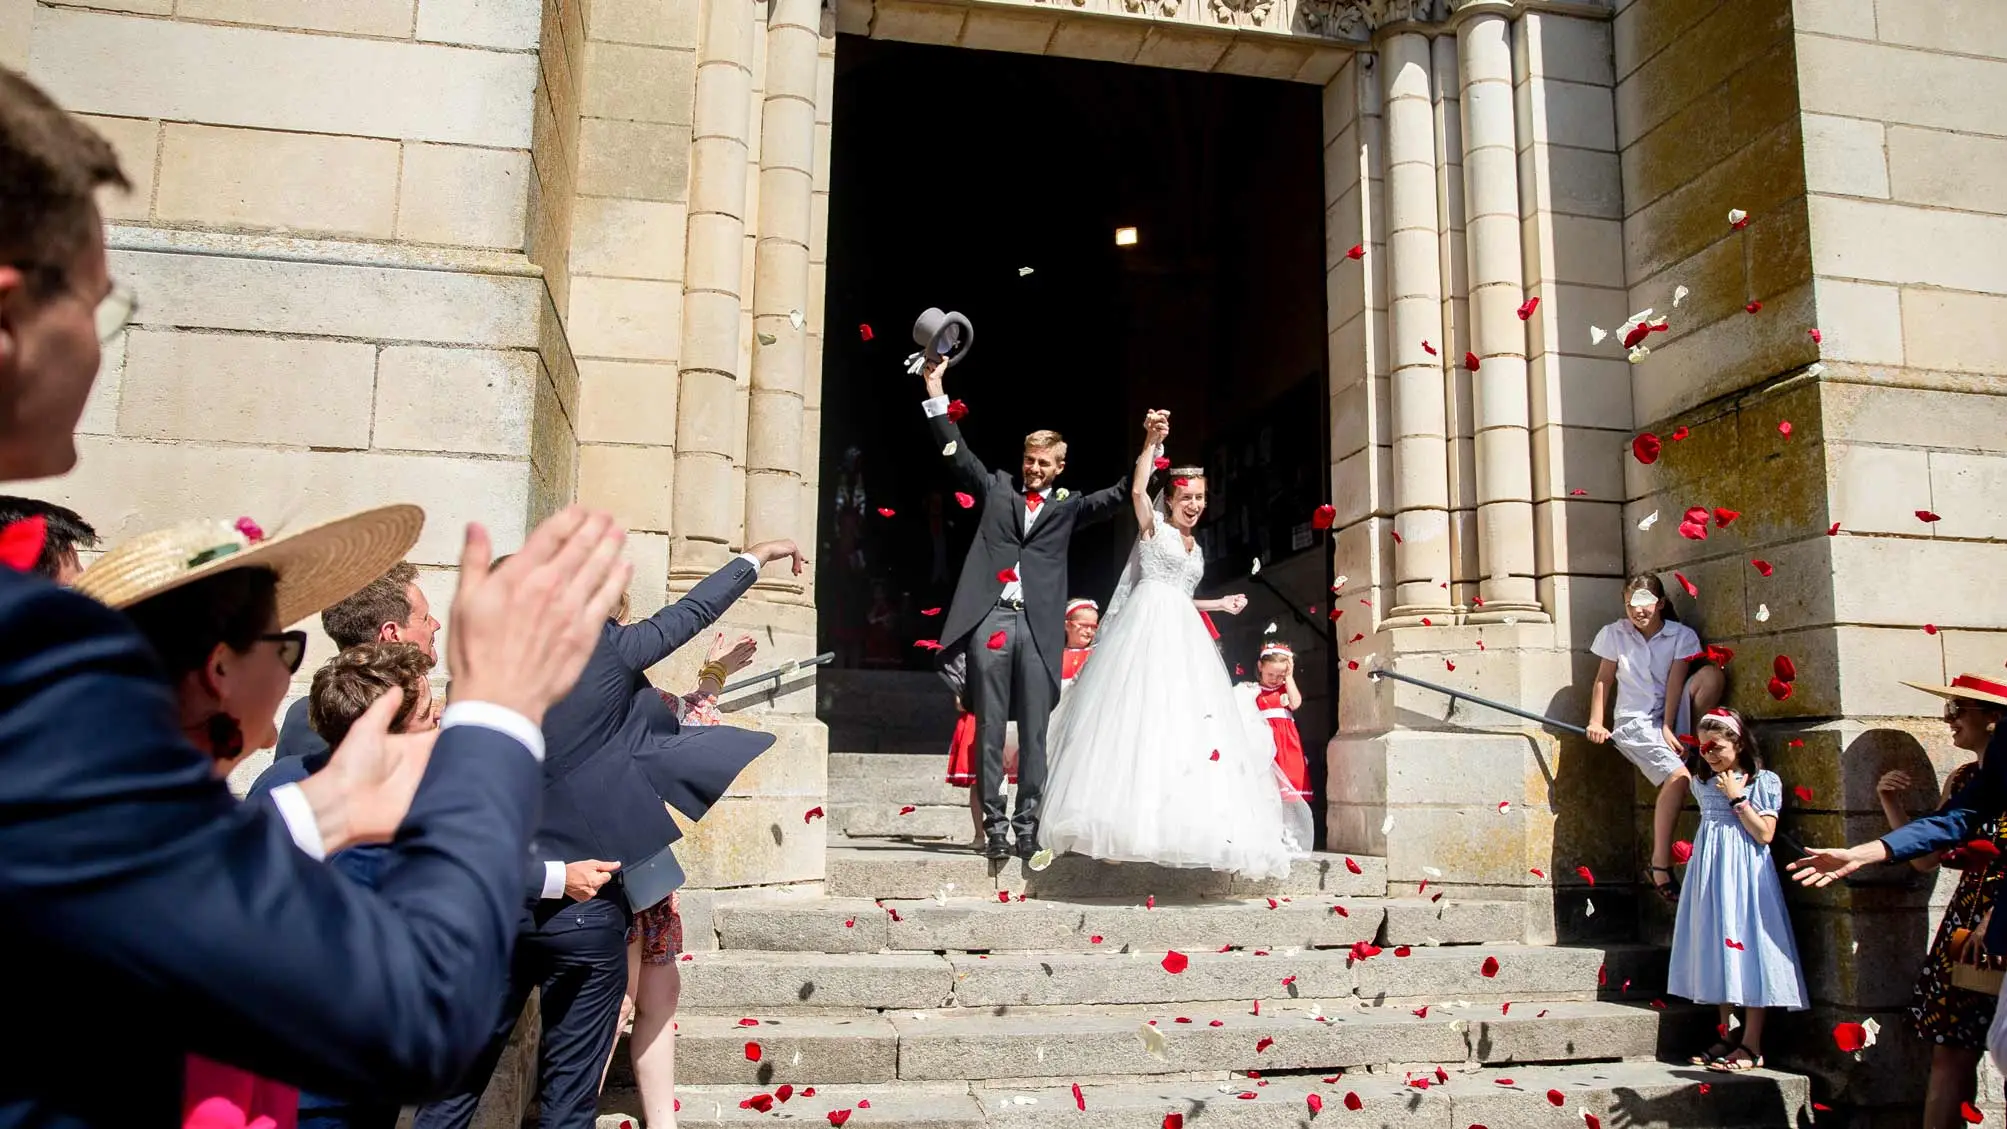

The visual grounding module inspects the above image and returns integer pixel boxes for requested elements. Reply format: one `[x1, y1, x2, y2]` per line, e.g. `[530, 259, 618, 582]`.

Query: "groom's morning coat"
[927, 411, 1126, 688]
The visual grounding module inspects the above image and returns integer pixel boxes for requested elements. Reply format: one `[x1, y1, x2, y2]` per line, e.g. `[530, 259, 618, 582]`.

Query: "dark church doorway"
[816, 35, 1335, 832]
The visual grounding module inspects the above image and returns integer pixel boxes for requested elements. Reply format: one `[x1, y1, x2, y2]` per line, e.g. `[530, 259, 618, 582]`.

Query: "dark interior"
[817, 35, 1337, 823]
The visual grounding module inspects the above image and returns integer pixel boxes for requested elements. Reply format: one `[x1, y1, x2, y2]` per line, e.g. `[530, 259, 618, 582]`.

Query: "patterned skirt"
[627, 891, 683, 966]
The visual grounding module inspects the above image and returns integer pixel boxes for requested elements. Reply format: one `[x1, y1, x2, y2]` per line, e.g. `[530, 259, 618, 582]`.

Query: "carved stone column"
[1380, 30, 1454, 624]
[672, 0, 757, 580]
[742, 0, 819, 589]
[1458, 6, 1544, 619]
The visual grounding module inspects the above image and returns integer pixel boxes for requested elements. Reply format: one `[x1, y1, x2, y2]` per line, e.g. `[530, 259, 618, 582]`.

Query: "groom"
[919, 356, 1132, 859]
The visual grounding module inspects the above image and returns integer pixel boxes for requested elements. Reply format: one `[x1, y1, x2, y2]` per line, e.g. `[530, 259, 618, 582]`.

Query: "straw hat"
[74, 505, 424, 628]
[1903, 672, 2007, 711]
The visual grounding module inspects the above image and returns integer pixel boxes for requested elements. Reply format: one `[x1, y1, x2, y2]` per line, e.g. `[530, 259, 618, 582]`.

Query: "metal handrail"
[1366, 666, 1588, 737]
[721, 651, 835, 694]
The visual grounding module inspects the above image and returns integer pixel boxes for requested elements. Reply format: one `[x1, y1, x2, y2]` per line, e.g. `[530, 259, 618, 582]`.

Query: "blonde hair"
[1024, 430, 1067, 459]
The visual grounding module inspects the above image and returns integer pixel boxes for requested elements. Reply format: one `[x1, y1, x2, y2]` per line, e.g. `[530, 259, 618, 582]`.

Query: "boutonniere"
[1055, 488, 1070, 501]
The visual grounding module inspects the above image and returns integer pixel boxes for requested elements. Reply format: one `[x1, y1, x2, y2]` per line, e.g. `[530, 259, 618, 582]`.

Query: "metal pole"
[721, 652, 835, 694]
[1366, 667, 1589, 736]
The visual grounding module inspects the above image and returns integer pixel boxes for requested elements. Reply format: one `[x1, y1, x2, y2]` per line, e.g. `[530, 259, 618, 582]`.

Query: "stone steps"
[825, 845, 1388, 901]
[675, 944, 1666, 1012]
[666, 999, 1661, 1087]
[606, 1062, 1807, 1129]
[828, 753, 971, 809]
[828, 802, 972, 842]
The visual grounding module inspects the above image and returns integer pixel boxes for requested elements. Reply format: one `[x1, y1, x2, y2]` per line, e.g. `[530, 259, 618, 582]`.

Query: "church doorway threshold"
[816, 34, 1335, 832]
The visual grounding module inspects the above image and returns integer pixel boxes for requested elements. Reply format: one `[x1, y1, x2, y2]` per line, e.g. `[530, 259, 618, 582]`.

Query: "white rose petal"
[1019, 266, 1036, 277]
[1863, 1017, 1881, 1046]
[1028, 849, 1056, 872]
[1638, 510, 1660, 532]
[1381, 813, 1395, 835]
[1627, 344, 1651, 364]
[788, 308, 805, 330]
[943, 441, 958, 456]
[1584, 898, 1596, 917]
[1251, 558, 1262, 576]
[1757, 603, 1771, 623]
[1332, 575, 1348, 591]
[1673, 285, 1690, 308]
[1136, 1022, 1167, 1057]
[1589, 325, 1608, 345]
[1806, 362, 1826, 378]
[1728, 208, 1748, 227]
[1423, 866, 1443, 878]
[1265, 622, 1278, 634]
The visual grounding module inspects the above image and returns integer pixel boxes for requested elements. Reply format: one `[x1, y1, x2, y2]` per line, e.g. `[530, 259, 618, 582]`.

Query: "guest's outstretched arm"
[610, 541, 803, 673]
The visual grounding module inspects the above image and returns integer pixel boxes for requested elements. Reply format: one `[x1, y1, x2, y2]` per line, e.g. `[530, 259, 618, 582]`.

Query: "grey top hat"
[912, 307, 974, 368]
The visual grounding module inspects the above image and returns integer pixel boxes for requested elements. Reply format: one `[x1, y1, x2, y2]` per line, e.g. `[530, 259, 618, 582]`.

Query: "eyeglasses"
[95, 283, 138, 344]
[260, 630, 308, 674]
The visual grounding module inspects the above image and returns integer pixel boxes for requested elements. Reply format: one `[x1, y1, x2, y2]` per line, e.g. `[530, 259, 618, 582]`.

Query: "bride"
[1037, 410, 1312, 879]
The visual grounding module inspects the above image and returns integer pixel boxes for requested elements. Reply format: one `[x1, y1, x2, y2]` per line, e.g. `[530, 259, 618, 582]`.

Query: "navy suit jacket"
[274, 694, 329, 762]
[0, 570, 541, 1128]
[1882, 722, 2007, 951]
[925, 411, 1128, 688]
[531, 556, 776, 903]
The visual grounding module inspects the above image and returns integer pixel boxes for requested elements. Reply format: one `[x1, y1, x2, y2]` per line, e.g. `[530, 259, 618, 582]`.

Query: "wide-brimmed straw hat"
[1903, 672, 2007, 711]
[74, 505, 424, 628]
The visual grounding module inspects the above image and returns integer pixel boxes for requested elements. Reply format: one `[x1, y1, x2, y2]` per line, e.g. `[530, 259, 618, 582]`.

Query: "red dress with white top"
[1255, 685, 1310, 801]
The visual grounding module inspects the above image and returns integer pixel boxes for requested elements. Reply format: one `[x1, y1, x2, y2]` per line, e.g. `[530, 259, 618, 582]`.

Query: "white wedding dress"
[1037, 518, 1313, 879]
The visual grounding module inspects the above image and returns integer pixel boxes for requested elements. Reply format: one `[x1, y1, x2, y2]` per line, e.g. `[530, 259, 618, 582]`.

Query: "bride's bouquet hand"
[1218, 593, 1248, 615]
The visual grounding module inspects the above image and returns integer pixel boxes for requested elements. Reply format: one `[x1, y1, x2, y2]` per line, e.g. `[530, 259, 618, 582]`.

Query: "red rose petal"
[1962, 1102, 1984, 1124]
[900, 805, 917, 815]
[1256, 1037, 1275, 1052]
[1809, 328, 1822, 344]
[912, 638, 943, 651]
[1161, 950, 1189, 974]
[1347, 244, 1365, 260]
[1481, 956, 1501, 978]
[1632, 433, 1662, 465]
[1623, 322, 1652, 350]
[1163, 1115, 1184, 1129]
[1146, 895, 1155, 909]
[1792, 785, 1815, 804]
[859, 324, 874, 341]
[1576, 865, 1596, 886]
[1598, 963, 1607, 986]
[1674, 571, 1698, 598]
[1208, 1019, 1224, 1027]
[803, 806, 825, 824]
[1713, 507, 1740, 527]
[1307, 1093, 1324, 1115]
[946, 398, 968, 422]
[1833, 1021, 1867, 1053]
[877, 507, 896, 518]
[1779, 420, 1793, 438]
[954, 492, 974, 509]
[0, 516, 46, 572]
[1744, 301, 1762, 314]
[1090, 935, 1104, 944]
[777, 1084, 795, 1103]
[743, 1095, 774, 1112]
[1751, 559, 1773, 577]
[1311, 504, 1337, 530]
[1585, 1114, 1603, 1129]
[1411, 1005, 1429, 1018]
[1670, 426, 1691, 441]
[1547, 1090, 1566, 1107]
[997, 890, 1009, 903]
[1725, 938, 1744, 950]
[828, 1111, 852, 1127]
[1706, 645, 1736, 667]
[1073, 1083, 1085, 1111]
[1829, 521, 1843, 535]
[1445, 660, 1455, 671]
[1422, 339, 1437, 355]
[1464, 351, 1481, 372]
[1236, 1092, 1256, 1101]
[986, 631, 1007, 651]
[1344, 1093, 1363, 1111]
[1391, 531, 1403, 544]
[1774, 654, 1797, 681]
[920, 607, 941, 616]
[1767, 676, 1794, 701]
[1332, 903, 1349, 916]
[1394, 946, 1412, 957]
[737, 1018, 760, 1027]
[1153, 456, 1170, 471]
[1919, 510, 1942, 523]
[1698, 1083, 1711, 1095]
[744, 1041, 762, 1061]
[1518, 296, 1540, 320]
[1672, 839, 1693, 864]
[1345, 857, 1362, 874]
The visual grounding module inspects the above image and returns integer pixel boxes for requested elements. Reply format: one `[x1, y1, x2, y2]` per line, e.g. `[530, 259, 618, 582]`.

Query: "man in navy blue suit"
[274, 560, 442, 764]
[415, 540, 800, 1129]
[0, 67, 635, 1127]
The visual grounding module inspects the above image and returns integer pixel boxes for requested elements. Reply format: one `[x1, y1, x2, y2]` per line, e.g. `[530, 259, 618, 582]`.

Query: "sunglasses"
[260, 630, 308, 674]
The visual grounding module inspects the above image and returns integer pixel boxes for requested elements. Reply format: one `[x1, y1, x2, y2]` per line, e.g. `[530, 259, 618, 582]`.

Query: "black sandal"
[1645, 865, 1679, 903]
[1688, 1037, 1738, 1066]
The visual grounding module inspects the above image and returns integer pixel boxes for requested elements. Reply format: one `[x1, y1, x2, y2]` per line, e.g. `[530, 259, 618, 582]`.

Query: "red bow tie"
[1025, 493, 1044, 513]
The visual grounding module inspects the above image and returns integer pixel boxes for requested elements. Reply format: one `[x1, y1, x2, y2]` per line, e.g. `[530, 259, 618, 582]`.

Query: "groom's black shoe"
[983, 834, 1012, 861]
[1012, 837, 1039, 861]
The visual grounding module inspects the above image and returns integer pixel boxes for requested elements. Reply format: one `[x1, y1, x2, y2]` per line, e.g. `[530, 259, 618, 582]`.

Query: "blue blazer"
[1882, 722, 2007, 951]
[0, 570, 542, 1128]
[531, 556, 776, 902]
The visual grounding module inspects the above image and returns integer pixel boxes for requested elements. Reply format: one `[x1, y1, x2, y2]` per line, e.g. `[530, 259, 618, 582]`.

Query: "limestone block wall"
[1615, 0, 2007, 1111]
[1324, 2, 1631, 942]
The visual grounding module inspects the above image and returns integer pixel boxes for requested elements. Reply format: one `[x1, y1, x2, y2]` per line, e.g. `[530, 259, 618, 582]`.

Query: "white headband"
[1065, 599, 1099, 618]
[1699, 709, 1742, 736]
[1260, 642, 1294, 659]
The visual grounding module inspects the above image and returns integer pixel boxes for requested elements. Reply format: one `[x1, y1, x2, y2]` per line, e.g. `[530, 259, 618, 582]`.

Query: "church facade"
[10, 0, 2007, 1109]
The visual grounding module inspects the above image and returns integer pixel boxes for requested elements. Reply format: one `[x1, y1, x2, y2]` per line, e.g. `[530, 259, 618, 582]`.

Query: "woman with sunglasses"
[76, 508, 436, 1129]
[1879, 674, 2007, 1129]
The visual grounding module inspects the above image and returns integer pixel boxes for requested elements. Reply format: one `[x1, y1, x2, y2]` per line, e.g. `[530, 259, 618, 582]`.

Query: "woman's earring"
[205, 712, 245, 763]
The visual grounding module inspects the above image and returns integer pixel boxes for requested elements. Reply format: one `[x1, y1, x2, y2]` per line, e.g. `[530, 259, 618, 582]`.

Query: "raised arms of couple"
[1128, 409, 1247, 618]
[917, 354, 1126, 524]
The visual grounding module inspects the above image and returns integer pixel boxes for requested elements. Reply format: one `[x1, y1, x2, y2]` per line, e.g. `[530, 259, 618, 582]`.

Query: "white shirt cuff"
[737, 552, 761, 569]
[921, 395, 950, 418]
[270, 783, 327, 861]
[542, 860, 567, 900]
[441, 701, 545, 762]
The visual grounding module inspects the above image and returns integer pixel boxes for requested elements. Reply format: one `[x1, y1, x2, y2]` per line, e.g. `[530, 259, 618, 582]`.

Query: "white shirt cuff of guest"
[441, 700, 545, 761]
[542, 860, 567, 900]
[270, 783, 327, 861]
[921, 395, 950, 418]
[737, 552, 761, 569]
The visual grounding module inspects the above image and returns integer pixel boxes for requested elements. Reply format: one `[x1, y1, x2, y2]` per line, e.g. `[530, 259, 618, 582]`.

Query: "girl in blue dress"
[1670, 706, 1808, 1071]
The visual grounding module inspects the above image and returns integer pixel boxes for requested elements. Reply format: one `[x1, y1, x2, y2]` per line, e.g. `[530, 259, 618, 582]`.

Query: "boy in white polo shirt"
[1587, 574, 1707, 903]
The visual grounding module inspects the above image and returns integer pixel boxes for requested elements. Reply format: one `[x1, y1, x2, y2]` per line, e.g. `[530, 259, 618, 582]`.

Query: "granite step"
[604, 1062, 1806, 1129]
[828, 802, 972, 842]
[676, 945, 1664, 1012]
[712, 894, 1387, 954]
[825, 845, 1388, 901]
[670, 999, 1660, 1087]
[1381, 897, 1526, 945]
[828, 753, 970, 809]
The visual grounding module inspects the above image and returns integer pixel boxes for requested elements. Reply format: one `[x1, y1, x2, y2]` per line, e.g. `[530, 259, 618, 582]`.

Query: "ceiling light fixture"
[1115, 226, 1139, 247]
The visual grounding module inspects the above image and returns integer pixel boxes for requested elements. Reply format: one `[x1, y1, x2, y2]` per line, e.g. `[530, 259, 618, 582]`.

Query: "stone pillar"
[1458, 7, 1544, 620]
[1380, 31, 1454, 625]
[672, 0, 758, 581]
[1430, 33, 1479, 612]
[741, 0, 818, 589]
